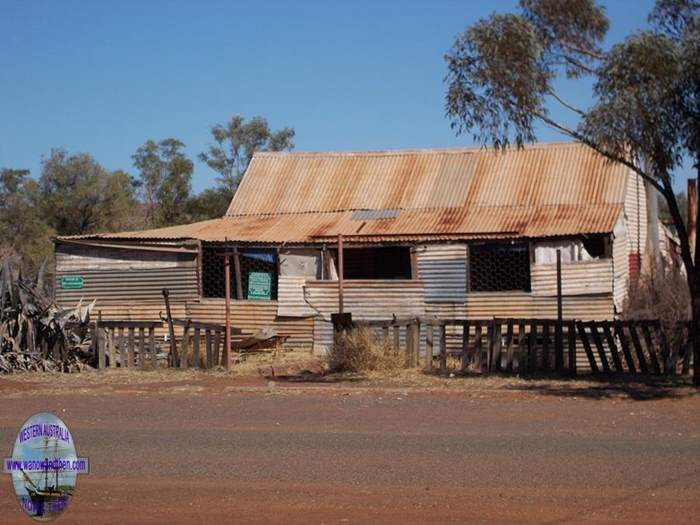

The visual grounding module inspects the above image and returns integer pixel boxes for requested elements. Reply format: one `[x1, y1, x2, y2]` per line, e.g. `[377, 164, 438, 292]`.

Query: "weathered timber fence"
[353, 318, 693, 377]
[92, 317, 241, 370]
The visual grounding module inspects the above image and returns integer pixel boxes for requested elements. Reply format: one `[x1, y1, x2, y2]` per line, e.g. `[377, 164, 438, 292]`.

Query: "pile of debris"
[0, 258, 94, 373]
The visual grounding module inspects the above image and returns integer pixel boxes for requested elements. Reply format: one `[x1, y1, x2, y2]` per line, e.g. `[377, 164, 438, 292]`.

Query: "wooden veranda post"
[224, 240, 232, 371]
[337, 234, 344, 315]
[162, 289, 178, 366]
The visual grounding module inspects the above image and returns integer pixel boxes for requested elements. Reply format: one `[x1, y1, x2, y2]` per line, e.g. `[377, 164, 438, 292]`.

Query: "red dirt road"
[0, 372, 699, 524]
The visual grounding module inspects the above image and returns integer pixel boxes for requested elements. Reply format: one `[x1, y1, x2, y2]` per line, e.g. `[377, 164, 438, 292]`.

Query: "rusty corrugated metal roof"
[58, 142, 630, 244]
[226, 142, 628, 216]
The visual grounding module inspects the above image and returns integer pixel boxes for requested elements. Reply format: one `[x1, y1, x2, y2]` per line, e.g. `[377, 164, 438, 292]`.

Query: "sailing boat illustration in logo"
[4, 413, 89, 522]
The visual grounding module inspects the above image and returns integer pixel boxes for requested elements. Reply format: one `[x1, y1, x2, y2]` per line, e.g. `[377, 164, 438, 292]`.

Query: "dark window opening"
[469, 242, 530, 292]
[581, 236, 609, 258]
[202, 247, 278, 300]
[331, 246, 412, 280]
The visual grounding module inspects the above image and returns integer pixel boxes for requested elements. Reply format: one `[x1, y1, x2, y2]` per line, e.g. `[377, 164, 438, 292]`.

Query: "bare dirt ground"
[0, 365, 699, 524]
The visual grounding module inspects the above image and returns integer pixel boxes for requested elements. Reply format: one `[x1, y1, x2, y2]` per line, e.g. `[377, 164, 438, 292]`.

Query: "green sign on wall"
[60, 276, 84, 289]
[247, 272, 272, 300]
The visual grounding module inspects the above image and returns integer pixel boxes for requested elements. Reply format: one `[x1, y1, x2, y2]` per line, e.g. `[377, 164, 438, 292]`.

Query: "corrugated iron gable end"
[226, 143, 628, 217]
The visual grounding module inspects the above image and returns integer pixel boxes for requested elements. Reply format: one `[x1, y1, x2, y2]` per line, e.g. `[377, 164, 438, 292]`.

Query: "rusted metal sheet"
[531, 259, 613, 296]
[58, 203, 622, 244]
[227, 143, 628, 216]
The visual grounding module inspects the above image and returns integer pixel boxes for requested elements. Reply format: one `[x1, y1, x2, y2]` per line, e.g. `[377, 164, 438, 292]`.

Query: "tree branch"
[533, 111, 666, 195]
[559, 40, 606, 60]
[547, 90, 586, 116]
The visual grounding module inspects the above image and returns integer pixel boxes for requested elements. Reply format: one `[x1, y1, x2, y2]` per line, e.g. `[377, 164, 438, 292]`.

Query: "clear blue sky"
[0, 0, 691, 193]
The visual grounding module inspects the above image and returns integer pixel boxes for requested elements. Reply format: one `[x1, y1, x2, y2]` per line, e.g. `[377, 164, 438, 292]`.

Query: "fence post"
[127, 327, 135, 368]
[461, 321, 470, 372]
[439, 323, 447, 374]
[138, 328, 145, 369]
[426, 323, 434, 371]
[180, 320, 190, 369]
[193, 327, 201, 369]
[96, 312, 105, 370]
[567, 320, 577, 376]
[413, 321, 421, 368]
[149, 327, 156, 368]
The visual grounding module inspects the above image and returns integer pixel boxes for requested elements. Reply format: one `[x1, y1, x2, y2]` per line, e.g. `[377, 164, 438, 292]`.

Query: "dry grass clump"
[622, 261, 690, 351]
[327, 325, 403, 374]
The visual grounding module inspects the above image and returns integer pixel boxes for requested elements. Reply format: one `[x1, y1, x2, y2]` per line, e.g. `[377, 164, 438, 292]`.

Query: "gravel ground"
[0, 370, 698, 524]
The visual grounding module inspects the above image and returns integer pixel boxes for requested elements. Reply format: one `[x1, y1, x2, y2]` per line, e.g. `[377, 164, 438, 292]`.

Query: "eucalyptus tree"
[133, 138, 194, 226]
[198, 115, 295, 217]
[445, 0, 700, 384]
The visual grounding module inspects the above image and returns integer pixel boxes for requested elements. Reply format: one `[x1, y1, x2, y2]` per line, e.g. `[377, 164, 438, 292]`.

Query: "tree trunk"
[659, 177, 697, 385]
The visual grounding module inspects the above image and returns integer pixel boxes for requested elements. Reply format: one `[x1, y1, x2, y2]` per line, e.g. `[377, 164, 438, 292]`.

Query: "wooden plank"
[588, 321, 611, 373]
[213, 330, 221, 366]
[127, 327, 135, 369]
[515, 320, 526, 374]
[474, 322, 483, 372]
[393, 325, 400, 355]
[192, 328, 201, 369]
[541, 320, 550, 372]
[576, 321, 599, 374]
[180, 321, 190, 369]
[492, 320, 502, 372]
[108, 328, 116, 369]
[117, 327, 125, 368]
[567, 320, 576, 376]
[527, 322, 537, 374]
[93, 321, 164, 329]
[614, 321, 636, 374]
[651, 321, 673, 375]
[627, 321, 650, 374]
[426, 323, 434, 371]
[138, 327, 145, 369]
[382, 325, 389, 342]
[504, 320, 515, 372]
[554, 320, 564, 373]
[148, 327, 156, 368]
[204, 330, 212, 369]
[460, 321, 469, 372]
[96, 322, 105, 370]
[640, 321, 662, 374]
[601, 321, 623, 373]
[413, 322, 421, 368]
[439, 324, 447, 374]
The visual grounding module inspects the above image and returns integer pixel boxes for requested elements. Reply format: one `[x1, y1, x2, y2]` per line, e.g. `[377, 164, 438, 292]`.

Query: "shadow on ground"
[500, 374, 698, 401]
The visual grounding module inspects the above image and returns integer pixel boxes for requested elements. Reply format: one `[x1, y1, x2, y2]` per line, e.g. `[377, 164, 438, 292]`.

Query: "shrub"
[327, 325, 403, 373]
[622, 260, 690, 352]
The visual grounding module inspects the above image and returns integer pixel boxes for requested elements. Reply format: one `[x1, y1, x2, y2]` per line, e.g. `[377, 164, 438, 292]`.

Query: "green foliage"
[186, 187, 234, 222]
[199, 115, 295, 195]
[39, 149, 140, 235]
[0, 169, 54, 271]
[133, 138, 194, 226]
[445, 0, 699, 252]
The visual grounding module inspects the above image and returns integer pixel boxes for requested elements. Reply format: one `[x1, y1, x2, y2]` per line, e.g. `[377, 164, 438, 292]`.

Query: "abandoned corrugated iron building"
[53, 142, 664, 353]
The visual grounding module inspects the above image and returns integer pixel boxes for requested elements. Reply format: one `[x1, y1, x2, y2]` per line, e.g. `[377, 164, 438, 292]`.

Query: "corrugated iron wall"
[612, 215, 629, 312]
[416, 244, 467, 303]
[55, 267, 198, 304]
[531, 259, 613, 296]
[55, 243, 199, 304]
